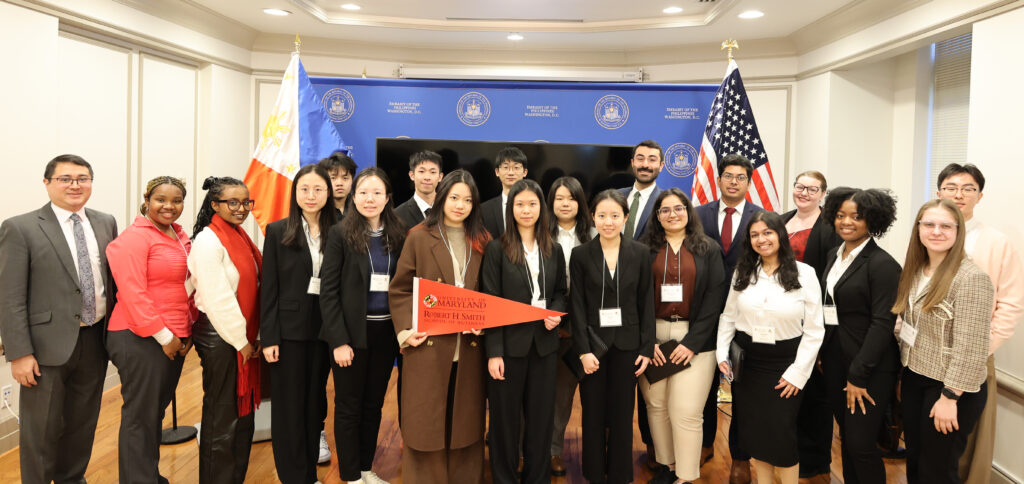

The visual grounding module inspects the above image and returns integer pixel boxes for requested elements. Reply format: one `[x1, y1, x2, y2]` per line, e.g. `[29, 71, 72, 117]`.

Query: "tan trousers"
[958, 355, 997, 484]
[401, 440, 485, 484]
[639, 319, 718, 482]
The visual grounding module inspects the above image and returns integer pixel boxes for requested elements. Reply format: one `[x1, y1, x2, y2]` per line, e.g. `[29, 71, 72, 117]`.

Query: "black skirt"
[732, 331, 805, 467]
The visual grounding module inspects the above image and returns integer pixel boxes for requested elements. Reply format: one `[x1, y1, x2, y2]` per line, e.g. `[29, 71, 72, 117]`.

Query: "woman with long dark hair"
[892, 199, 993, 484]
[260, 164, 337, 484]
[106, 176, 195, 483]
[188, 176, 262, 484]
[546, 176, 594, 476]
[482, 179, 568, 484]
[716, 211, 824, 484]
[638, 188, 725, 484]
[320, 167, 406, 484]
[570, 189, 655, 484]
[387, 169, 492, 484]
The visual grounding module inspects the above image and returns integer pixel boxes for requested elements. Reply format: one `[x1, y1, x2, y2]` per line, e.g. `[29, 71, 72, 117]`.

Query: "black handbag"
[643, 340, 692, 384]
[727, 340, 745, 383]
[560, 326, 609, 381]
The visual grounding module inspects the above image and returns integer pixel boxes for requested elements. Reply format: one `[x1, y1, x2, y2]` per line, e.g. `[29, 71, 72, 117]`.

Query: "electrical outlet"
[1, 385, 11, 405]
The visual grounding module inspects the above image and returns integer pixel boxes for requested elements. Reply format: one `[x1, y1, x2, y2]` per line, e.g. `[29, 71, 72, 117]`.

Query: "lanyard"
[662, 242, 682, 286]
[600, 251, 620, 309]
[523, 242, 546, 300]
[365, 236, 392, 275]
[438, 225, 471, 284]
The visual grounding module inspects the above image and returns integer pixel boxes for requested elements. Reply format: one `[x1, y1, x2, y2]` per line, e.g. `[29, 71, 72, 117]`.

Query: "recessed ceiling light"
[507, 33, 524, 41]
[262, 8, 291, 16]
[341, 3, 361, 10]
[663, 6, 683, 14]
[738, 10, 764, 19]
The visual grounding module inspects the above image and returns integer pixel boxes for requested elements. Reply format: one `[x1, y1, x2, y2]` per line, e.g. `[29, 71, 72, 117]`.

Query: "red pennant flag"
[412, 277, 566, 336]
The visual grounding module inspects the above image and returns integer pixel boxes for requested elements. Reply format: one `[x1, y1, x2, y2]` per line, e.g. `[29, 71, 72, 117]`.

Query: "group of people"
[0, 141, 1019, 484]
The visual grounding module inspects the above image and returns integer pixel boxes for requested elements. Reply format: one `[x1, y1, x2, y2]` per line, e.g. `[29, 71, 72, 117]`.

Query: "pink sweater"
[967, 222, 1024, 354]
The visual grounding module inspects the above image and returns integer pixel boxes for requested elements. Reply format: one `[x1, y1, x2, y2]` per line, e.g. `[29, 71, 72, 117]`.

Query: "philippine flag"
[244, 52, 346, 230]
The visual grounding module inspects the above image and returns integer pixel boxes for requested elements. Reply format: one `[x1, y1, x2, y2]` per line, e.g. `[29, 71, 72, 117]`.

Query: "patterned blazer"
[896, 258, 994, 392]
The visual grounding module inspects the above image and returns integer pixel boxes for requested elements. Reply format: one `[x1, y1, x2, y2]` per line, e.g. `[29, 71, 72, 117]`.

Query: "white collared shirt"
[826, 238, 871, 300]
[413, 192, 432, 216]
[717, 199, 747, 244]
[50, 203, 106, 322]
[556, 225, 580, 287]
[501, 192, 509, 225]
[524, 241, 541, 301]
[302, 218, 323, 277]
[625, 183, 657, 237]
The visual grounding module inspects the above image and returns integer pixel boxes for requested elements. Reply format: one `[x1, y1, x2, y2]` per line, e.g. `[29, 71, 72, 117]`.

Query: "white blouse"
[716, 261, 825, 388]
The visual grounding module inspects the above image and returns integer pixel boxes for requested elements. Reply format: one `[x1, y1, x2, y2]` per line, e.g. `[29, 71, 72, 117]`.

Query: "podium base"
[161, 425, 198, 445]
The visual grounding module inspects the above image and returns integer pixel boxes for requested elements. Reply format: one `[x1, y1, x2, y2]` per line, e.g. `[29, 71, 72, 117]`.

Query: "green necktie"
[624, 191, 641, 238]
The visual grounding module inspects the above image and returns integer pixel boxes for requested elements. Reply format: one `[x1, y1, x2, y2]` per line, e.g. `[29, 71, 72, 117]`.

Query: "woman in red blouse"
[106, 176, 197, 484]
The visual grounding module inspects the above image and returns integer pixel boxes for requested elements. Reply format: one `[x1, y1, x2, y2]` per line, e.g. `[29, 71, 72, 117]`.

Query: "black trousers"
[108, 329, 187, 484]
[902, 369, 987, 484]
[637, 388, 652, 446]
[703, 370, 749, 460]
[194, 317, 255, 484]
[796, 366, 834, 478]
[332, 319, 399, 481]
[488, 349, 557, 484]
[579, 347, 637, 484]
[19, 323, 107, 484]
[270, 339, 330, 484]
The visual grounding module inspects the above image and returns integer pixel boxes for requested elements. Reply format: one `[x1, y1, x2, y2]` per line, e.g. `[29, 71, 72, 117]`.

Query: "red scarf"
[209, 214, 263, 417]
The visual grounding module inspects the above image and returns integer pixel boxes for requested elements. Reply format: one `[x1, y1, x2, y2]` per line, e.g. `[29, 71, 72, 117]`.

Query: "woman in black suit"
[819, 187, 901, 484]
[260, 164, 338, 484]
[482, 179, 568, 484]
[320, 167, 406, 484]
[570, 189, 655, 484]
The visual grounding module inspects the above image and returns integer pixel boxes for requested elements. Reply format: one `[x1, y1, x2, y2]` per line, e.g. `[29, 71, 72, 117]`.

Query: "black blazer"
[395, 196, 426, 231]
[820, 238, 902, 387]
[480, 196, 505, 240]
[259, 219, 323, 346]
[695, 199, 763, 281]
[481, 240, 568, 358]
[618, 185, 662, 240]
[319, 223, 403, 350]
[781, 209, 843, 281]
[569, 235, 655, 357]
[651, 242, 728, 354]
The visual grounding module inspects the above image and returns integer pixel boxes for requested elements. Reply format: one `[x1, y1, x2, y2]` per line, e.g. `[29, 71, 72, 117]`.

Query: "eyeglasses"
[919, 220, 957, 233]
[939, 185, 979, 196]
[297, 187, 328, 196]
[49, 176, 93, 186]
[721, 173, 748, 183]
[793, 183, 821, 195]
[215, 199, 255, 210]
[657, 205, 687, 217]
[497, 164, 524, 173]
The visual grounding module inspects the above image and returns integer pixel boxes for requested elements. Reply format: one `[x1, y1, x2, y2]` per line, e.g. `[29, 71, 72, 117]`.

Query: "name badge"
[599, 307, 622, 327]
[370, 273, 390, 292]
[751, 325, 776, 344]
[661, 284, 683, 302]
[307, 276, 321, 295]
[900, 323, 918, 347]
[823, 305, 839, 326]
[532, 298, 547, 309]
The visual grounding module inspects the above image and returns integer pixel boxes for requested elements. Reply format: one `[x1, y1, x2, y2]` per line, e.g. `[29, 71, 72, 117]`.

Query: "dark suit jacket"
[781, 209, 843, 281]
[481, 239, 568, 358]
[319, 223, 403, 349]
[259, 219, 323, 346]
[569, 235, 655, 357]
[0, 203, 117, 365]
[480, 196, 505, 240]
[651, 242, 728, 354]
[820, 238, 902, 387]
[395, 196, 426, 231]
[695, 199, 763, 281]
[619, 185, 662, 240]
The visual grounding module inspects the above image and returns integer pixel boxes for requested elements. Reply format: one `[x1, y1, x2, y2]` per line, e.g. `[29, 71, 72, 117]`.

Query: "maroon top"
[789, 228, 812, 263]
[653, 243, 697, 319]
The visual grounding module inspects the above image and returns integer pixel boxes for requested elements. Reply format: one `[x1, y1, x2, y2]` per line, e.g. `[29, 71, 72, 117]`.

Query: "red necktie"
[721, 207, 737, 253]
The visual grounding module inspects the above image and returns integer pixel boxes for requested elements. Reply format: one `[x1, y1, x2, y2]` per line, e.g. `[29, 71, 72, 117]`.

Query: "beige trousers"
[958, 355, 997, 484]
[639, 319, 718, 481]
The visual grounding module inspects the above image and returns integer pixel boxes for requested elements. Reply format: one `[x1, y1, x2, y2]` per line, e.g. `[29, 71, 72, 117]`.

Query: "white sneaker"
[318, 430, 331, 464]
[361, 470, 389, 484]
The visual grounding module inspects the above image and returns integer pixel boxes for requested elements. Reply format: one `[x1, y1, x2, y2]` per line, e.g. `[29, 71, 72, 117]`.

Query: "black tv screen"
[375, 138, 637, 205]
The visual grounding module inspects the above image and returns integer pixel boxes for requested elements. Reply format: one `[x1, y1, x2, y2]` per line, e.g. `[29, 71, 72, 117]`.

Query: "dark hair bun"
[202, 176, 217, 190]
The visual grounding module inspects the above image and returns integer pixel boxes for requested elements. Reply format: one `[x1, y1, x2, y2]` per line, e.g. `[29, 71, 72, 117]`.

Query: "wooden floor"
[0, 352, 908, 483]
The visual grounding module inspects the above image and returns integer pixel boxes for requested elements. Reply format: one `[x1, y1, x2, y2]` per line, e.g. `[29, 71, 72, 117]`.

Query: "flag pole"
[294, 34, 301, 55]
[721, 39, 739, 61]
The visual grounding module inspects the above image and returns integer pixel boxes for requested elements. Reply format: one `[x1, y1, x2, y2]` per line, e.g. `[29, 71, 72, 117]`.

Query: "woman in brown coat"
[388, 169, 492, 484]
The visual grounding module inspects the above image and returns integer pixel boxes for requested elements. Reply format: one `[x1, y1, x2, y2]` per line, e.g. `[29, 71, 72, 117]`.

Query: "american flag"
[691, 59, 780, 212]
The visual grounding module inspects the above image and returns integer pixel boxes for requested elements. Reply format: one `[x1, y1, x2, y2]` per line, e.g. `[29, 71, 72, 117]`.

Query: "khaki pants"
[639, 319, 718, 482]
[958, 355, 997, 484]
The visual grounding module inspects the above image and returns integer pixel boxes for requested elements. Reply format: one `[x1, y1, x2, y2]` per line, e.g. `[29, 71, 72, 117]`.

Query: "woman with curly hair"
[819, 187, 902, 484]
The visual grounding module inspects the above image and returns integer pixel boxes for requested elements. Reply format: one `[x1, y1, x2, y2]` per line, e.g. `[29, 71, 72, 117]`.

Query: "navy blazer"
[480, 196, 505, 240]
[618, 185, 662, 240]
[694, 199, 763, 281]
[259, 219, 324, 345]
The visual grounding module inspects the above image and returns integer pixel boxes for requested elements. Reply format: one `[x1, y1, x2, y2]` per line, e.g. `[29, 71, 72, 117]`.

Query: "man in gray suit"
[0, 154, 118, 483]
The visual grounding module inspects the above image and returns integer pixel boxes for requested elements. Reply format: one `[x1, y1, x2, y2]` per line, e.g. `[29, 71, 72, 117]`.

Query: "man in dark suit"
[394, 150, 444, 230]
[0, 154, 118, 483]
[480, 147, 528, 239]
[694, 153, 763, 484]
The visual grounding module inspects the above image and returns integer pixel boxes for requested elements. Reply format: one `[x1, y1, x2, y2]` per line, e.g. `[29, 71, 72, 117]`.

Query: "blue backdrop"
[309, 77, 718, 193]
